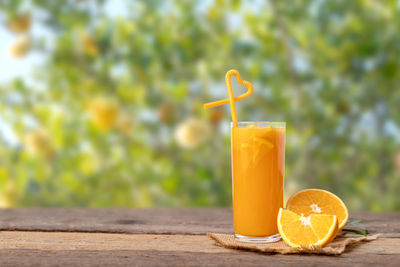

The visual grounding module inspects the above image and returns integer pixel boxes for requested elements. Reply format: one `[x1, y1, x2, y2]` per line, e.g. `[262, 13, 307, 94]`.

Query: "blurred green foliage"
[0, 0, 399, 210]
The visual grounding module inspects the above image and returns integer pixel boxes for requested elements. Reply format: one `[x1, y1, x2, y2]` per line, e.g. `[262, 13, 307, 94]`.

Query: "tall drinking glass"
[231, 121, 285, 243]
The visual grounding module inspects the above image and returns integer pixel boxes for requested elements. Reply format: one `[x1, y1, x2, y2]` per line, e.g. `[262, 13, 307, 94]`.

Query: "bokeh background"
[0, 0, 399, 210]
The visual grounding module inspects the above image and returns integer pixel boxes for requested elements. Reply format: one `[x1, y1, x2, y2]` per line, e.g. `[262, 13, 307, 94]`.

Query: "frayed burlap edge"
[207, 233, 379, 255]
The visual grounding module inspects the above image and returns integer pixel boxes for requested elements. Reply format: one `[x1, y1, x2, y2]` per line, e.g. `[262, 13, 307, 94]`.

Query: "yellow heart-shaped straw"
[204, 69, 254, 124]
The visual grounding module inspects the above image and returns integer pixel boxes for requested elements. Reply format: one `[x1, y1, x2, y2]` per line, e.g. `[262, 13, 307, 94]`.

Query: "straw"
[226, 70, 238, 123]
[204, 70, 254, 124]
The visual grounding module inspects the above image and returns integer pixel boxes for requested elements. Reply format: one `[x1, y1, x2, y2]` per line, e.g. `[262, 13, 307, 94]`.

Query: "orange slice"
[286, 189, 348, 231]
[277, 208, 338, 248]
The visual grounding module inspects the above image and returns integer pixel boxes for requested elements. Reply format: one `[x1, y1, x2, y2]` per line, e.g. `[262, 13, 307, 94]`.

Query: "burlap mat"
[208, 233, 379, 255]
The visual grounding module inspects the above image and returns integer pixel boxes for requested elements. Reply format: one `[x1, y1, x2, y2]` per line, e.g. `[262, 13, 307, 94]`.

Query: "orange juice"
[231, 122, 285, 239]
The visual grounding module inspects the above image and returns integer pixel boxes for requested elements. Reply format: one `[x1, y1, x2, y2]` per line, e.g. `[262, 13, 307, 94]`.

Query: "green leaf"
[342, 219, 369, 236]
[342, 229, 368, 236]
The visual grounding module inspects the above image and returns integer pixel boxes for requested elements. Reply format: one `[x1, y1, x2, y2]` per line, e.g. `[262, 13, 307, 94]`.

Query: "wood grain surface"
[0, 208, 398, 235]
[0, 209, 398, 266]
[0, 231, 398, 266]
[0, 208, 232, 234]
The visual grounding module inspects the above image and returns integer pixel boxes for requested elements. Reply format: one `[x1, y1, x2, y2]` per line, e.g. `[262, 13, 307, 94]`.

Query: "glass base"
[234, 233, 281, 243]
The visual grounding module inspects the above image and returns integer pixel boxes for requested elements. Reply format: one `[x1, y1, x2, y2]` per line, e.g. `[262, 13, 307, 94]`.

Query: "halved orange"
[286, 189, 348, 231]
[277, 208, 338, 248]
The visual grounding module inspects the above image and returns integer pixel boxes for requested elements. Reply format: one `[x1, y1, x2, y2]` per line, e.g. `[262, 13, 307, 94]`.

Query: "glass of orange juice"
[231, 121, 285, 243]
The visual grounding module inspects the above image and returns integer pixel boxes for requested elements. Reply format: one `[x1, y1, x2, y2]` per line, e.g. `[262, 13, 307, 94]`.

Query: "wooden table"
[0, 208, 398, 266]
